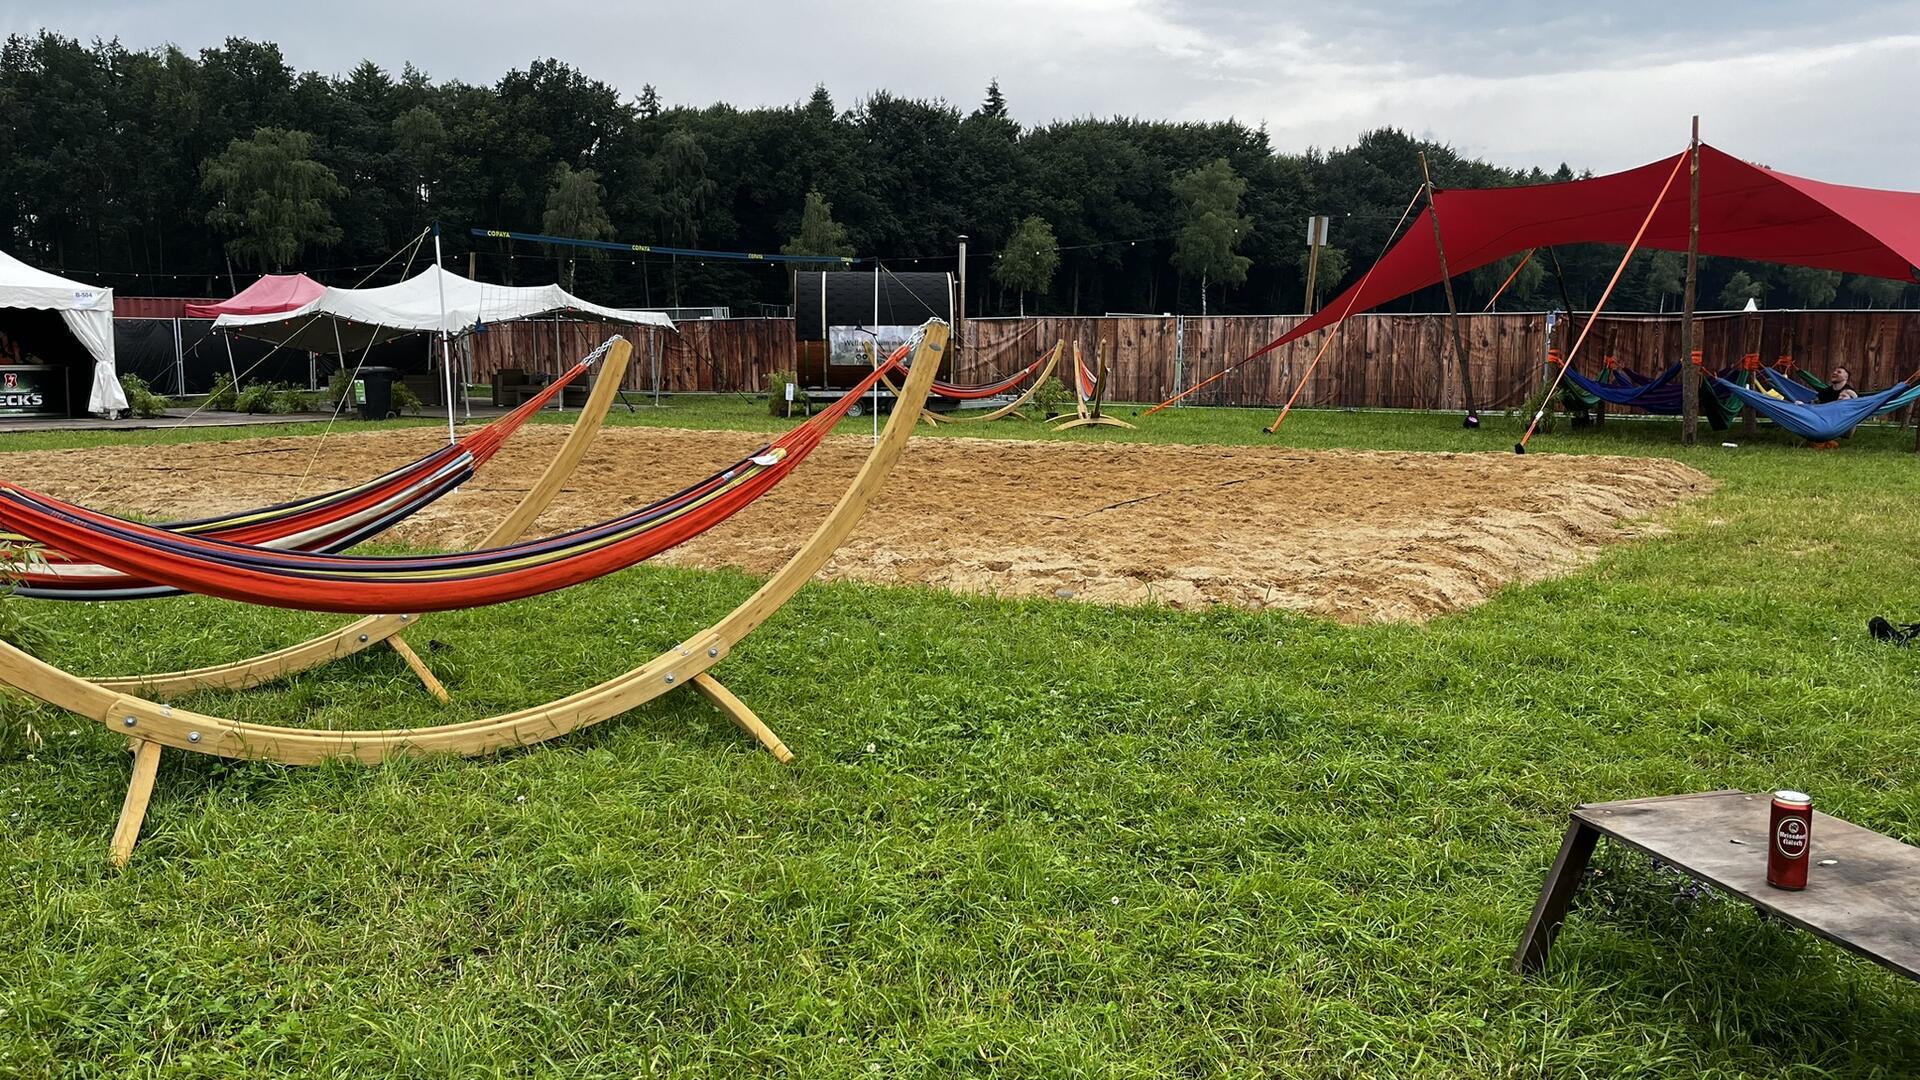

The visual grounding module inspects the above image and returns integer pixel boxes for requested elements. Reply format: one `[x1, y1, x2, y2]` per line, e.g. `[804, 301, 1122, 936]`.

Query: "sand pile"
[0, 426, 1712, 622]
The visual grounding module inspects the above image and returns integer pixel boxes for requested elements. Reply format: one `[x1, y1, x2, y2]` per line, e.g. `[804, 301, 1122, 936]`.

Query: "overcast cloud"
[10, 1, 1920, 185]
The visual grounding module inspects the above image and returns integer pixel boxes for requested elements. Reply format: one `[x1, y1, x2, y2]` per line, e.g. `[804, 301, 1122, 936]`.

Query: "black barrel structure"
[793, 271, 953, 389]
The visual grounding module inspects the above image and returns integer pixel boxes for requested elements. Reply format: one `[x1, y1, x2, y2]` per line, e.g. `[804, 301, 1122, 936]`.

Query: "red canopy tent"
[1169, 144, 1920, 418]
[184, 274, 326, 319]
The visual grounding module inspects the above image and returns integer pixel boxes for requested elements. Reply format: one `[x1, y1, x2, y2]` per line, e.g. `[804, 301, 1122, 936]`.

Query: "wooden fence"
[458, 310, 1920, 410]
[465, 318, 793, 395]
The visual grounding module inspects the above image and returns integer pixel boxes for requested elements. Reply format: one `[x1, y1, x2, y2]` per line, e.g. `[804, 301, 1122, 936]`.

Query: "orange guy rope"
[1515, 151, 1687, 454]
[1265, 187, 1429, 433]
[1143, 184, 1426, 418]
[1481, 249, 1535, 312]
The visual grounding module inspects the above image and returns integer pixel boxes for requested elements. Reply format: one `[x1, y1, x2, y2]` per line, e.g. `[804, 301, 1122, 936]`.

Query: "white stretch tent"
[0, 249, 129, 415]
[211, 266, 674, 352]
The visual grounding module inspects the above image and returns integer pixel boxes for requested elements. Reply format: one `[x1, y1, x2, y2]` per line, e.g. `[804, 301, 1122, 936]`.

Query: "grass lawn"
[2, 400, 1918, 1077]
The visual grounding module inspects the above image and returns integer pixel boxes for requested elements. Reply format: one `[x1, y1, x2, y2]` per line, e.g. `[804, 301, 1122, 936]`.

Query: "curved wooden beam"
[0, 325, 946, 769]
[1049, 415, 1136, 432]
[1048, 341, 1137, 431]
[91, 338, 637, 697]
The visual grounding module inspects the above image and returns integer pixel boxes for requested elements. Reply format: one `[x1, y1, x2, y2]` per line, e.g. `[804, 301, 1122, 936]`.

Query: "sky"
[9, 0, 1920, 186]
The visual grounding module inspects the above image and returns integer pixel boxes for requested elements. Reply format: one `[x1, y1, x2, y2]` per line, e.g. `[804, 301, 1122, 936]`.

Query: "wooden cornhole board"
[1514, 790, 1920, 980]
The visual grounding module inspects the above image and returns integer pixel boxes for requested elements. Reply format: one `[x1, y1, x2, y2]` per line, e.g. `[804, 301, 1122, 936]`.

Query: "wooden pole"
[1302, 218, 1322, 314]
[1680, 117, 1702, 446]
[1420, 153, 1478, 425]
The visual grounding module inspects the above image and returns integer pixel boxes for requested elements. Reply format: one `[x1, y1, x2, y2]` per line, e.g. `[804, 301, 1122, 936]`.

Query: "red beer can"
[1767, 790, 1813, 890]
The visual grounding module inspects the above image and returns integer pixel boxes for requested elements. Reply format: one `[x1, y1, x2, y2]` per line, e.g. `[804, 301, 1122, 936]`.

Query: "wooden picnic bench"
[1514, 790, 1920, 980]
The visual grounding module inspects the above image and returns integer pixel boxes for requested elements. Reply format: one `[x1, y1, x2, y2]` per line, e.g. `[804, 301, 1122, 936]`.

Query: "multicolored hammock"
[2, 354, 599, 601]
[0, 350, 902, 615]
[1558, 361, 1743, 426]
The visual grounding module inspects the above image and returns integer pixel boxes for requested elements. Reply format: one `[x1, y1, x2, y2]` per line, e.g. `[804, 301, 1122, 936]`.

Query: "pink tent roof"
[184, 274, 326, 319]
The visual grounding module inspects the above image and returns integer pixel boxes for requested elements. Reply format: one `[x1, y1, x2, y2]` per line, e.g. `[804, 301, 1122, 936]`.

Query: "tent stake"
[1680, 117, 1702, 446]
[1420, 153, 1478, 426]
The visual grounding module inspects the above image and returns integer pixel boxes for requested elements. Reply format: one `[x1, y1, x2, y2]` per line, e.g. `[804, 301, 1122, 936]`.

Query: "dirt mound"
[0, 425, 1712, 623]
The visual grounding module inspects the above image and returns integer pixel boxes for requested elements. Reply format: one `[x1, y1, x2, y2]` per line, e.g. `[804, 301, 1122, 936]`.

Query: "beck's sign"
[0, 366, 66, 417]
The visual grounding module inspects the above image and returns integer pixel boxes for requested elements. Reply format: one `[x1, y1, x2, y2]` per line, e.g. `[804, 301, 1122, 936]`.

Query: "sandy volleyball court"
[0, 425, 1712, 623]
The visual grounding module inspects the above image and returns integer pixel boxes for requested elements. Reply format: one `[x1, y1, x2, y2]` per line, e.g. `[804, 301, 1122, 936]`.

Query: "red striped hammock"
[0, 353, 900, 615]
[2, 356, 596, 600]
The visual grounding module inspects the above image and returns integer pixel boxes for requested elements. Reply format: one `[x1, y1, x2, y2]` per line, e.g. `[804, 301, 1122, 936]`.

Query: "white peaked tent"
[0, 249, 129, 416]
[210, 266, 674, 352]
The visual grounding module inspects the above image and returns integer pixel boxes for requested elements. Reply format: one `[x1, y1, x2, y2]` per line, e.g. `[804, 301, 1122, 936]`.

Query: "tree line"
[3, 31, 1912, 319]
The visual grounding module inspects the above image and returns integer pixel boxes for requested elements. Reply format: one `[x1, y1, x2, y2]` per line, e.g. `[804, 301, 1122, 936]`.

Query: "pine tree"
[979, 79, 1008, 119]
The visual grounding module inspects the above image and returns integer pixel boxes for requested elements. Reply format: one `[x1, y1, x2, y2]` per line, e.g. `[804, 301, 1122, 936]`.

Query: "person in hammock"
[1817, 366, 1859, 403]
[1805, 365, 1862, 449]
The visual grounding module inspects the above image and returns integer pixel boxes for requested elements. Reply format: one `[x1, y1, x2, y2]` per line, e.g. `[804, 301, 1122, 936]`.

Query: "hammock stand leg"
[108, 739, 162, 867]
[1049, 341, 1135, 432]
[385, 634, 449, 703]
[88, 340, 636, 700]
[0, 325, 947, 861]
[690, 672, 792, 762]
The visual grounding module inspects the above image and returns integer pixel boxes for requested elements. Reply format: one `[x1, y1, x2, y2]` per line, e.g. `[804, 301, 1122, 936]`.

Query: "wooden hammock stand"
[0, 325, 948, 864]
[1050, 341, 1135, 432]
[878, 340, 1064, 426]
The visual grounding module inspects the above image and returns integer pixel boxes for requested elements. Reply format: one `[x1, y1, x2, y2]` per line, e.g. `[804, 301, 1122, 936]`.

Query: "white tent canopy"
[211, 266, 676, 353]
[0, 249, 128, 415]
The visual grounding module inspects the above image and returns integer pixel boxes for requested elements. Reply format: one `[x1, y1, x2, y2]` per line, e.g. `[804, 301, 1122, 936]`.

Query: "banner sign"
[827, 325, 919, 367]
[0, 365, 66, 417]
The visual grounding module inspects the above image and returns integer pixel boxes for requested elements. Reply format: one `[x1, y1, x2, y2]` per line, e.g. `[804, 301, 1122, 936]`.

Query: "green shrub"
[118, 374, 172, 418]
[766, 371, 810, 417]
[392, 380, 423, 415]
[268, 387, 309, 414]
[1029, 376, 1070, 418]
[206, 372, 239, 410]
[232, 381, 284, 414]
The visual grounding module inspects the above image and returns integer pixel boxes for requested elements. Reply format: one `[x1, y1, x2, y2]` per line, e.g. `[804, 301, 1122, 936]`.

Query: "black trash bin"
[356, 367, 402, 421]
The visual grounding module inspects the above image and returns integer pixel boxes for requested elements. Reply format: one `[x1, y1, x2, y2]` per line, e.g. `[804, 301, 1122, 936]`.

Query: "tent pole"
[433, 224, 455, 443]
[1420, 153, 1478, 426]
[1546, 249, 1595, 423]
[331, 321, 346, 398]
[1742, 309, 1761, 436]
[1680, 117, 1702, 446]
[222, 334, 239, 391]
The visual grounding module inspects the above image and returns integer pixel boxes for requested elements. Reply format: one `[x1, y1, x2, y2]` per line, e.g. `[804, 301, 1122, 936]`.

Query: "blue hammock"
[1761, 368, 1920, 416]
[1711, 377, 1911, 440]
[1761, 368, 1822, 403]
[1561, 363, 1740, 425]
[1562, 364, 1682, 410]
